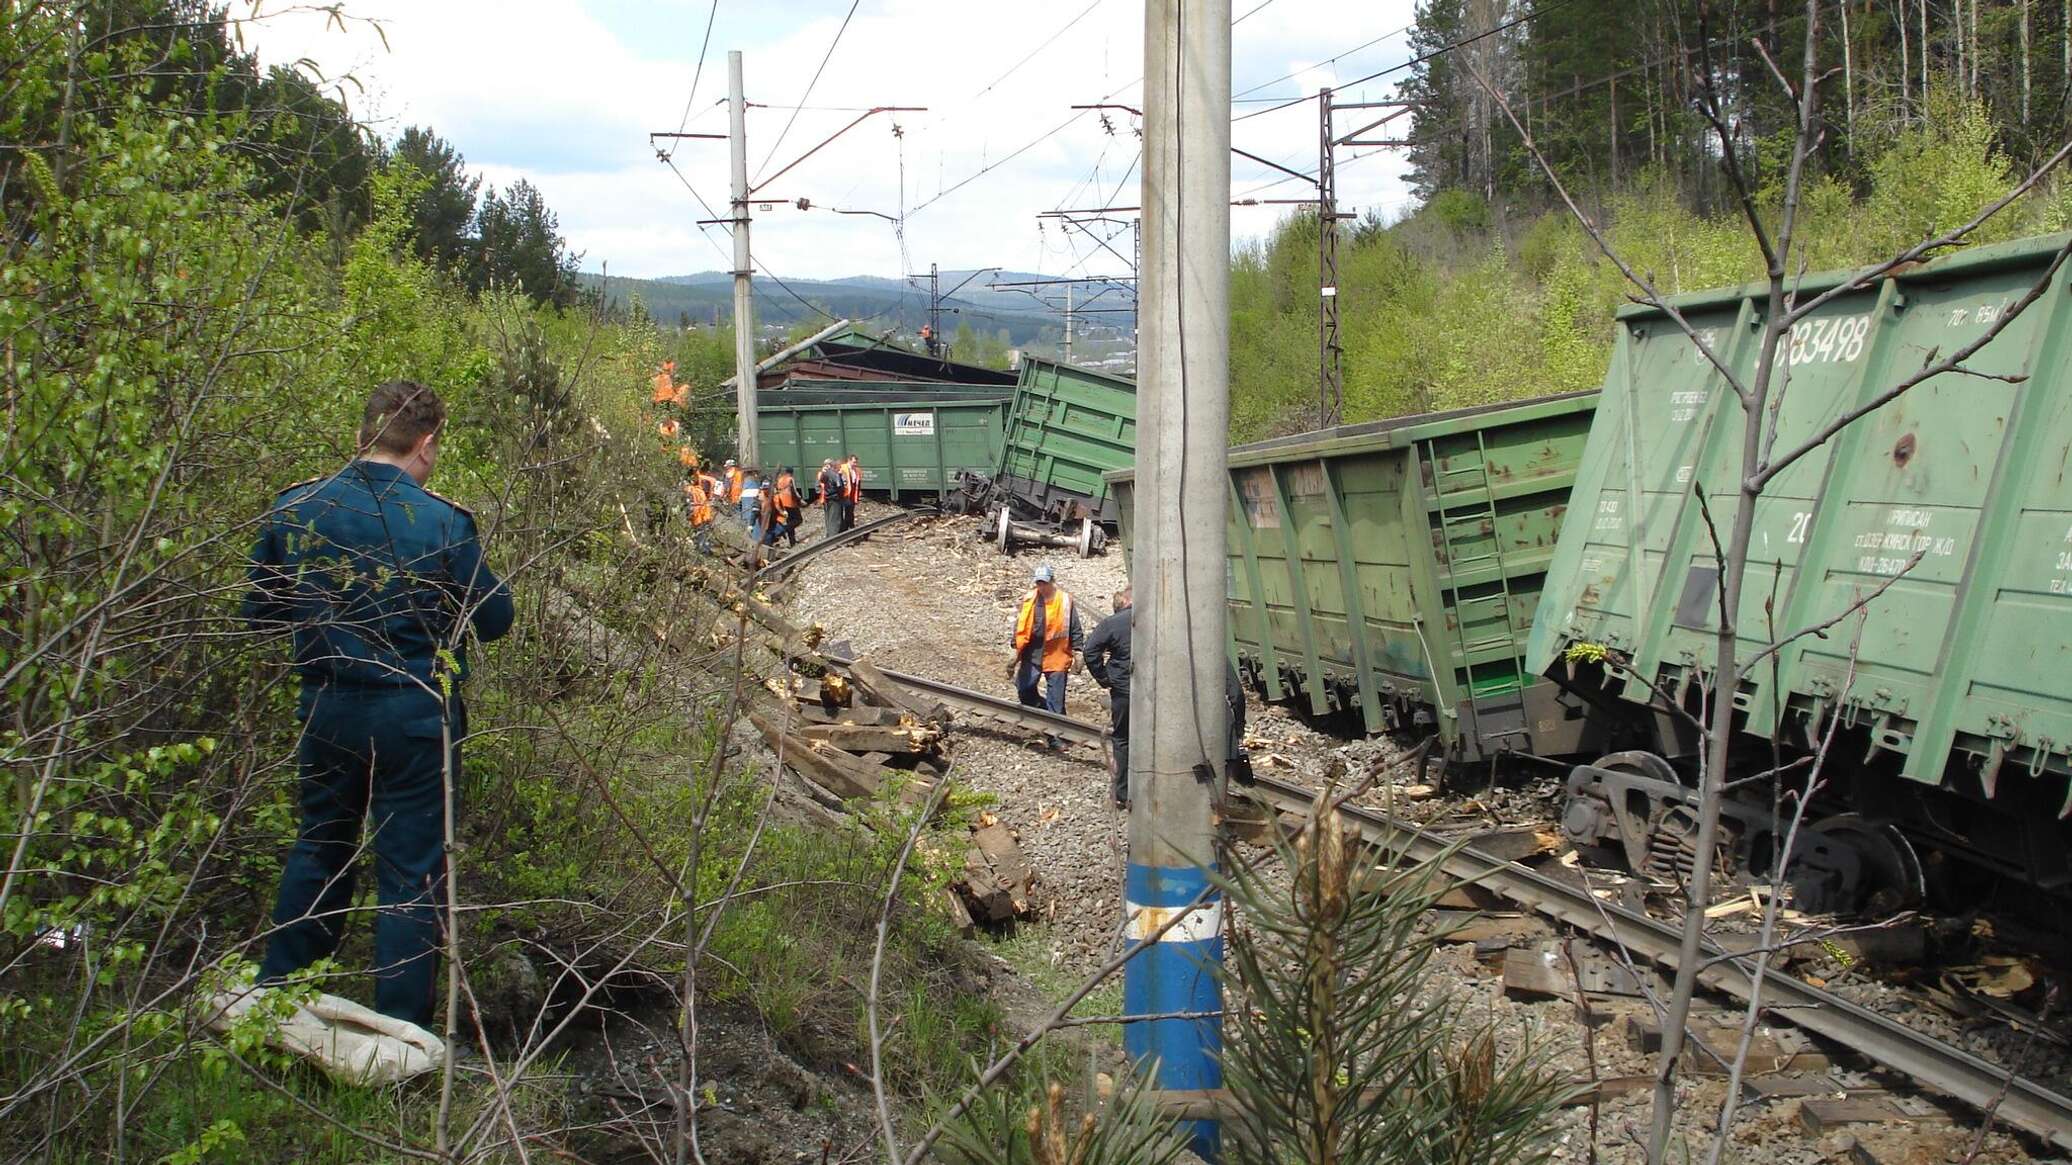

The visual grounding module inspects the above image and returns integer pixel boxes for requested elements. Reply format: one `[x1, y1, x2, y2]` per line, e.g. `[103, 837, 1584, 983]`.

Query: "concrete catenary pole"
[728, 50, 759, 466]
[1126, 0, 1229, 1158]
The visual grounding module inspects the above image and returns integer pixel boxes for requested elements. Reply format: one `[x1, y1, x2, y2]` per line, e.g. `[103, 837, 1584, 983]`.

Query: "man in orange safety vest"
[1010, 563, 1082, 749]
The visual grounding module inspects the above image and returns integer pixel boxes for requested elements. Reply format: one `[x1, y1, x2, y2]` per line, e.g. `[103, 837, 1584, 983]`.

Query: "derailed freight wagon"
[1527, 233, 2072, 896]
[985, 358, 1138, 524]
[1108, 390, 1599, 761]
[756, 385, 1009, 502]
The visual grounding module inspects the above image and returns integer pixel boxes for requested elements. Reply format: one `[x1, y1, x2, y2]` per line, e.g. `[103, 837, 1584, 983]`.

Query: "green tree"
[473, 177, 579, 306]
[387, 125, 480, 271]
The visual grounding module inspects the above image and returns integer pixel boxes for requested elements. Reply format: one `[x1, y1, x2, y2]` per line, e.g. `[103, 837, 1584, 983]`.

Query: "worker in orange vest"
[683, 472, 715, 552]
[768, 466, 802, 548]
[723, 459, 743, 507]
[838, 453, 863, 532]
[1010, 564, 1083, 749]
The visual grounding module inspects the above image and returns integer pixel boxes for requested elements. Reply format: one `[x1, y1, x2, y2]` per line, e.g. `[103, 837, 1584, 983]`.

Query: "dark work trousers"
[837, 499, 856, 532]
[1016, 662, 1068, 750]
[261, 686, 459, 1029]
[1015, 662, 1068, 714]
[1108, 689, 1130, 803]
[824, 502, 841, 539]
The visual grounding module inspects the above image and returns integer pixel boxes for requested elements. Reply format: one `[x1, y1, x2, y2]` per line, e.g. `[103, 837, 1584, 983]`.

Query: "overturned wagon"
[962, 357, 1138, 525]
[1108, 390, 1598, 761]
[755, 384, 1009, 502]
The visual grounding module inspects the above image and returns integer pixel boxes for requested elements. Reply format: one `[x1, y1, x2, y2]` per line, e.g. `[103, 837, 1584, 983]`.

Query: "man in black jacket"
[1082, 589, 1134, 807]
[1083, 588, 1253, 810]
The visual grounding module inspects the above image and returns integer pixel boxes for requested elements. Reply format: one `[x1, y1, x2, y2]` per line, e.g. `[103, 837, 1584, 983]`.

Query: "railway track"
[819, 653, 1110, 749]
[819, 658, 2072, 1150]
[751, 509, 931, 585]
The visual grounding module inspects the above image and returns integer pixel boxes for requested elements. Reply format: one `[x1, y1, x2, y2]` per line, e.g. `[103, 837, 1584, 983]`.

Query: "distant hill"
[581, 268, 1135, 347]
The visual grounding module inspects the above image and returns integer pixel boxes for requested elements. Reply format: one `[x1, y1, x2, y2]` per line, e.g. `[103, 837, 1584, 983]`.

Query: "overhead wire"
[658, 155, 845, 325]
[1233, 0, 1578, 123]
[1229, 16, 1415, 101]
[663, 0, 725, 159]
[755, 0, 864, 182]
[972, 0, 1110, 102]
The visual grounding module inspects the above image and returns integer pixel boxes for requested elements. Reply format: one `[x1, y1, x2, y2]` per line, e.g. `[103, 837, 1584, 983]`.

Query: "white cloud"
[242, 0, 1423, 280]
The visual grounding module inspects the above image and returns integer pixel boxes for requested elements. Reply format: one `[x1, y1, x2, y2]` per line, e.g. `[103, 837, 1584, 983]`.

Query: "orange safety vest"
[842, 461, 862, 503]
[685, 480, 713, 526]
[1013, 588, 1076, 674]
[725, 466, 743, 503]
[774, 473, 799, 511]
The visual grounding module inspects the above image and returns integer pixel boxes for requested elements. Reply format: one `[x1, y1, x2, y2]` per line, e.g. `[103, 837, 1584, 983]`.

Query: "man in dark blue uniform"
[243, 380, 514, 1029]
[1083, 588, 1135, 808]
[1082, 588, 1252, 811]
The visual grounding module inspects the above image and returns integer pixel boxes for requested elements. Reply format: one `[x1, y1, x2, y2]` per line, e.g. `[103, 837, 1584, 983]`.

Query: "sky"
[239, 0, 1424, 283]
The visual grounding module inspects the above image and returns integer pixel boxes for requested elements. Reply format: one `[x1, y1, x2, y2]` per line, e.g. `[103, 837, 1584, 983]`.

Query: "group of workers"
[679, 453, 865, 556]
[1012, 565, 1250, 810]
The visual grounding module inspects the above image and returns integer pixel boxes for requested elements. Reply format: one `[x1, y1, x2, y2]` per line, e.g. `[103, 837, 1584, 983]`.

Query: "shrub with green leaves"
[1217, 792, 1576, 1164]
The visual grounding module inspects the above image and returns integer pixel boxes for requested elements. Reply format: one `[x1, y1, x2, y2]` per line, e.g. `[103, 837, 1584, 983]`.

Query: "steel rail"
[786, 648, 2072, 1142]
[751, 509, 930, 585]
[1243, 773, 2072, 1150]
[819, 654, 1111, 749]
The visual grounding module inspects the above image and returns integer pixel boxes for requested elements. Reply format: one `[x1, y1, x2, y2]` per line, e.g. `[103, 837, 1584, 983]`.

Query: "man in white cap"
[1009, 563, 1082, 748]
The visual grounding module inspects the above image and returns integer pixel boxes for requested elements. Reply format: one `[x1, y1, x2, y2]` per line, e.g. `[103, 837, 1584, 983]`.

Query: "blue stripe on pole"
[1123, 862, 1223, 1160]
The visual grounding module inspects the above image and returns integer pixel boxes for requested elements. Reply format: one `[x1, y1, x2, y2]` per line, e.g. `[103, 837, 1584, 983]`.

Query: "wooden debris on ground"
[959, 818, 1036, 925]
[681, 561, 1038, 931]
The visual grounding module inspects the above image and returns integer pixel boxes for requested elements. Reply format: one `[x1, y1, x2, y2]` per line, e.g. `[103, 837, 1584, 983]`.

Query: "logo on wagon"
[892, 412, 935, 437]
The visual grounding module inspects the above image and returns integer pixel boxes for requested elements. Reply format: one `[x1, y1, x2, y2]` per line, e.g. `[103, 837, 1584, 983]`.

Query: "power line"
[972, 0, 1110, 101]
[1232, 0, 1285, 24]
[1230, 17, 1414, 101]
[1233, 143, 1387, 199]
[663, 0, 725, 159]
[1233, 0, 1579, 124]
[659, 154, 845, 325]
[756, 0, 864, 181]
[908, 107, 1092, 217]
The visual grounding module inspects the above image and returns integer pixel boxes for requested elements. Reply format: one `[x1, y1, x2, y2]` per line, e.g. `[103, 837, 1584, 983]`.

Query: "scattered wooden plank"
[1563, 1076, 1653, 1106]
[1465, 825, 1566, 864]
[1503, 944, 1651, 999]
[1740, 1075, 1851, 1101]
[940, 887, 975, 935]
[845, 657, 941, 722]
[747, 712, 931, 809]
[1436, 914, 1549, 947]
[1626, 1013, 1847, 1076]
[1502, 947, 1572, 1000]
[961, 822, 1033, 922]
[797, 721, 942, 754]
[1429, 882, 1512, 912]
[1799, 1096, 1948, 1135]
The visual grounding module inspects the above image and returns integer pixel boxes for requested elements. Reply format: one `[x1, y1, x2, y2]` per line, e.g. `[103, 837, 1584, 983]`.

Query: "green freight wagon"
[995, 358, 1138, 523]
[1107, 390, 1599, 761]
[766, 377, 1014, 400]
[756, 395, 1008, 501]
[1527, 233, 2072, 890]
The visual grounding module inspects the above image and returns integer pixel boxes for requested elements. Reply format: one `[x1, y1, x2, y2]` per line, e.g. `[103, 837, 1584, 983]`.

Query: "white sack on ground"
[205, 987, 446, 1086]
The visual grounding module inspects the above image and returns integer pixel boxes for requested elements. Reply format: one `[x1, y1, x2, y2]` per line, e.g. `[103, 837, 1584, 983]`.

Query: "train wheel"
[1590, 749, 1684, 787]
[1801, 813, 1926, 916]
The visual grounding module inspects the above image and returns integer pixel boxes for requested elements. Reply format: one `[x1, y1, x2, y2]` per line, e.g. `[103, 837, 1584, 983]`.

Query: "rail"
[799, 640, 2072, 1144]
[820, 654, 1111, 749]
[1242, 773, 2072, 1151]
[751, 508, 931, 585]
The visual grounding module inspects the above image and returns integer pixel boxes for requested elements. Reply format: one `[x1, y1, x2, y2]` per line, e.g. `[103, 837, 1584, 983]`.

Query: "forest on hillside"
[1227, 0, 2072, 440]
